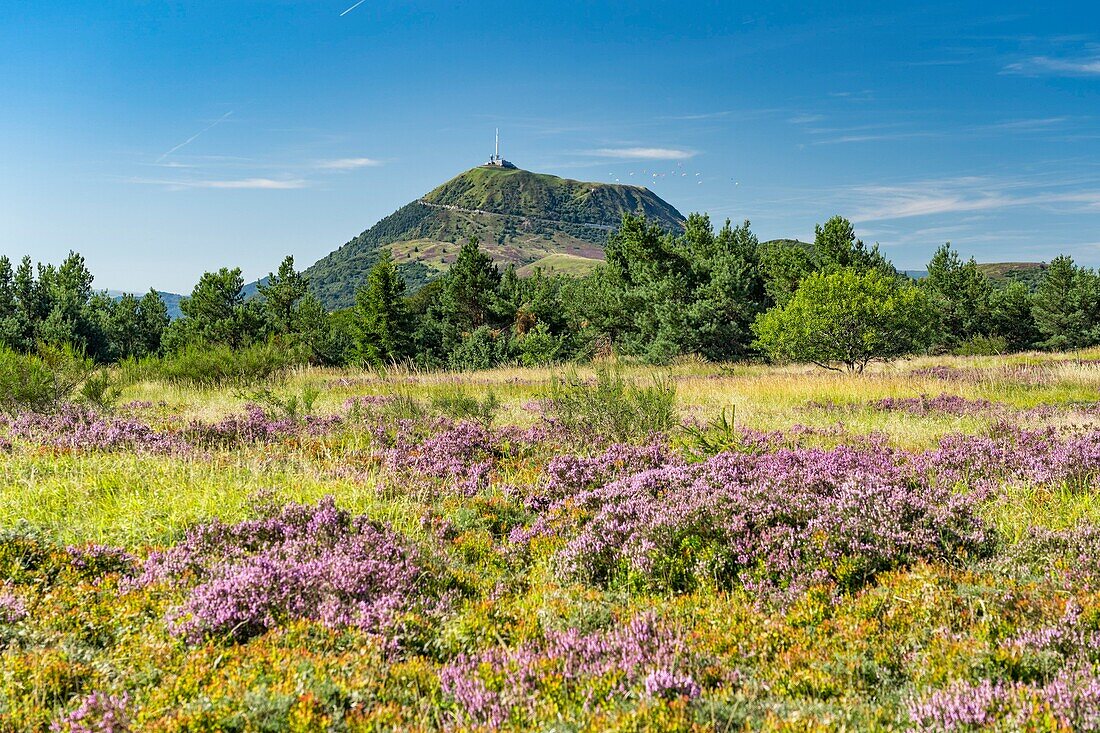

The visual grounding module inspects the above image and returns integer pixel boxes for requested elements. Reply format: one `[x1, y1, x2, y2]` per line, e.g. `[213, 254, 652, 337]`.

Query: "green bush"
[953, 335, 1008, 356]
[545, 364, 676, 443]
[0, 344, 94, 414]
[156, 339, 307, 388]
[431, 388, 500, 427]
[79, 370, 123, 413]
[238, 385, 320, 420]
[448, 326, 506, 371]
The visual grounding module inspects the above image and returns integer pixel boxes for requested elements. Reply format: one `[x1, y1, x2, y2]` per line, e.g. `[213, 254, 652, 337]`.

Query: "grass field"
[4, 350, 1100, 730]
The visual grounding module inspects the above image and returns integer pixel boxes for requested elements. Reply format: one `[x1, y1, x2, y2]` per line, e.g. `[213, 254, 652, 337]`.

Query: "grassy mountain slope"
[303, 166, 685, 309]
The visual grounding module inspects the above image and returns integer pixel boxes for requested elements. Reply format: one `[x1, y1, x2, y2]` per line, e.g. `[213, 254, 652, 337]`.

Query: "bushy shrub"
[238, 385, 320, 420]
[156, 339, 306, 387]
[78, 370, 123, 413]
[431, 389, 500, 427]
[516, 322, 565, 366]
[544, 365, 676, 443]
[0, 344, 93, 414]
[448, 326, 505, 371]
[953, 334, 1007, 356]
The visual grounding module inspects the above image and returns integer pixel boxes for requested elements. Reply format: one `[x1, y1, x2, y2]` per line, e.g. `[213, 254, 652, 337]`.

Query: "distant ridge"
[302, 165, 686, 309]
[107, 290, 184, 320]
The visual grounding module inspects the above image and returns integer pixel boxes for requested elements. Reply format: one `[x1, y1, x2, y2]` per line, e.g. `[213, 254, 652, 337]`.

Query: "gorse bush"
[156, 339, 306, 387]
[0, 344, 94, 414]
[544, 365, 676, 443]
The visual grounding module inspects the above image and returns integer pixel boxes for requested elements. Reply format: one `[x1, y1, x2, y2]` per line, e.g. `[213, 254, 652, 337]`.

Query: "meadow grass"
[5, 349, 1100, 731]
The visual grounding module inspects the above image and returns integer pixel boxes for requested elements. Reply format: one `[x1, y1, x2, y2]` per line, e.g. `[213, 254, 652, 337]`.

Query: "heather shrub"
[544, 365, 676, 443]
[907, 667, 1100, 731]
[50, 691, 130, 733]
[520, 444, 991, 596]
[5, 403, 189, 455]
[440, 613, 702, 728]
[156, 339, 305, 387]
[139, 497, 444, 645]
[0, 344, 93, 415]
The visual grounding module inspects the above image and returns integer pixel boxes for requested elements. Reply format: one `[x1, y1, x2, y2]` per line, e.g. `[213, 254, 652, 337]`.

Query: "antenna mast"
[495, 128, 500, 161]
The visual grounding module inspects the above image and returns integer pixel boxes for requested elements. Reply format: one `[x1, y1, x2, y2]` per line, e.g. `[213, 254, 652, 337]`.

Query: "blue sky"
[2, 0, 1100, 292]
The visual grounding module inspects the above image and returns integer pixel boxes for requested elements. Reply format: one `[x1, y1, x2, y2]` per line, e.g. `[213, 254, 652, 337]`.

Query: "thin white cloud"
[132, 177, 307, 190]
[1004, 55, 1100, 76]
[812, 131, 938, 145]
[315, 157, 383, 170]
[848, 177, 1100, 222]
[978, 117, 1069, 131]
[587, 147, 697, 160]
[788, 114, 824, 125]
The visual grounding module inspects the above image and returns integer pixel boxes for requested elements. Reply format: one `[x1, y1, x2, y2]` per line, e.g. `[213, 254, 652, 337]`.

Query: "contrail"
[157, 110, 234, 163]
[340, 0, 367, 16]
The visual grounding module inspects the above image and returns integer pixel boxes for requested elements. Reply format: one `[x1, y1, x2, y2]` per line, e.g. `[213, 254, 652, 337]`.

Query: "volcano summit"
[303, 161, 686, 309]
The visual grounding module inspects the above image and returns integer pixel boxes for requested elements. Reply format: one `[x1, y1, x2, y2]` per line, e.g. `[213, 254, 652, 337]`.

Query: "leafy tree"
[577, 213, 767, 362]
[752, 267, 935, 372]
[353, 252, 411, 366]
[758, 241, 816, 307]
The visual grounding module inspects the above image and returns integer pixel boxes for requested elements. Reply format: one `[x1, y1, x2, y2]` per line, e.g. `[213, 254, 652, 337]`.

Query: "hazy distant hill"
[107, 290, 184, 320]
[302, 165, 686, 309]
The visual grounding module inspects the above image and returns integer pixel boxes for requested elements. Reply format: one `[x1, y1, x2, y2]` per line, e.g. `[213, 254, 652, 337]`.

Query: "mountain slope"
[304, 166, 686, 309]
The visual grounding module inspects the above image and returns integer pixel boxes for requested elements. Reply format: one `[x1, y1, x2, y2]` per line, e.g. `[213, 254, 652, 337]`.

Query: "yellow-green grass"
[4, 348, 1099, 548]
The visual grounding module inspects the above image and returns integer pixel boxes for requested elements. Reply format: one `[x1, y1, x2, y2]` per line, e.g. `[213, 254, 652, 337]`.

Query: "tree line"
[4, 213, 1099, 371]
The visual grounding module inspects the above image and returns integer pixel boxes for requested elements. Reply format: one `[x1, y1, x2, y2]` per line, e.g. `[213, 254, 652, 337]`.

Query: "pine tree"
[1032, 256, 1085, 350]
[259, 256, 309, 335]
[353, 252, 411, 366]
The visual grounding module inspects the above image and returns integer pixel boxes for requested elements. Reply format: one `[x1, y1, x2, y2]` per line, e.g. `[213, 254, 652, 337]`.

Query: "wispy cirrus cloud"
[586, 147, 697, 160]
[315, 157, 383, 170]
[1004, 54, 1100, 76]
[131, 177, 307, 190]
[847, 176, 1100, 222]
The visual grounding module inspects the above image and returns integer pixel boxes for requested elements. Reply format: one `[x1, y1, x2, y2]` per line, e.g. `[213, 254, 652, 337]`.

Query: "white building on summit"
[484, 129, 517, 169]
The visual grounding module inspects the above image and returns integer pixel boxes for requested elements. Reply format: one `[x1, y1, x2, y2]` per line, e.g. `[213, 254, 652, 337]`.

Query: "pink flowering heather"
[184, 404, 341, 447]
[518, 443, 991, 596]
[643, 669, 702, 700]
[440, 613, 700, 727]
[50, 691, 130, 733]
[4, 404, 188, 455]
[926, 426, 1100, 492]
[908, 667, 1100, 731]
[367, 416, 548, 496]
[0, 588, 26, 623]
[66, 545, 137, 580]
[138, 497, 432, 644]
[875, 394, 997, 417]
